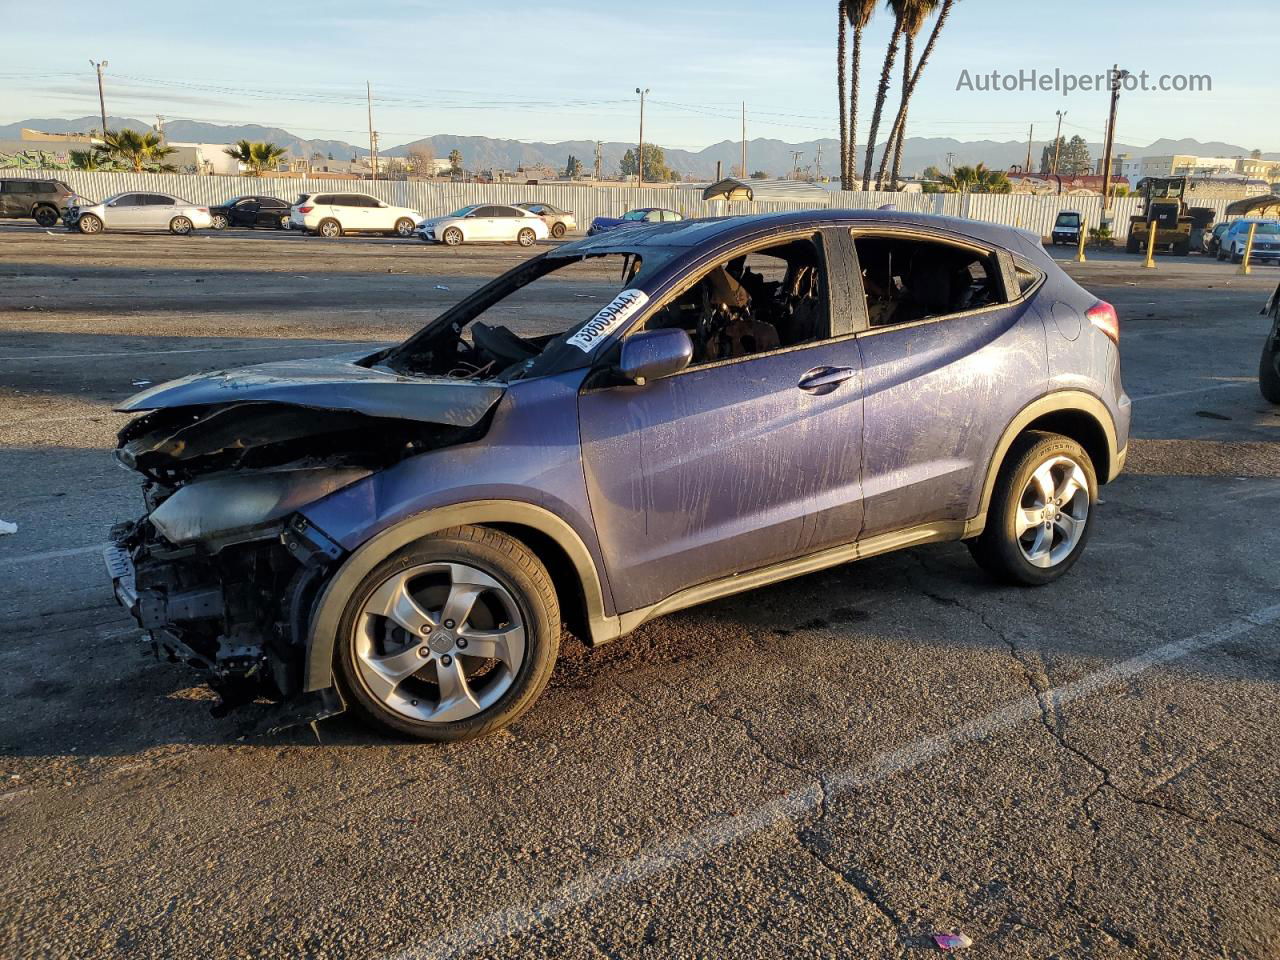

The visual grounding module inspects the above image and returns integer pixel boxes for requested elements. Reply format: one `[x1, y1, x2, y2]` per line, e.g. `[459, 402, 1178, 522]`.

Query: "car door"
[577, 230, 865, 614]
[141, 194, 177, 229]
[233, 198, 259, 227]
[847, 226, 1047, 539]
[360, 195, 390, 231]
[259, 198, 285, 227]
[494, 206, 525, 241]
[106, 194, 148, 228]
[473, 206, 503, 240]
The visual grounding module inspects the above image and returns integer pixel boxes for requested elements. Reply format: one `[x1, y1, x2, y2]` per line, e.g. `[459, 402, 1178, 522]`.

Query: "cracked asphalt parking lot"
[1, 225, 1279, 959]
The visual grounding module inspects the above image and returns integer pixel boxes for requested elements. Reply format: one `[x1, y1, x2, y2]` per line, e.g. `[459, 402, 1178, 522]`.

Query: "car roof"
[563, 209, 1041, 255]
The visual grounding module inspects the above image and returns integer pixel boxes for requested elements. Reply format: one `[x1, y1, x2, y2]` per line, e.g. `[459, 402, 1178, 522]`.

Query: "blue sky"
[1, 0, 1274, 151]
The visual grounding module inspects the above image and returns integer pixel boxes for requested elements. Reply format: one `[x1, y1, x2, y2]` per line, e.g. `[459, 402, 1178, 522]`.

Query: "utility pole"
[635, 87, 649, 185]
[741, 101, 747, 178]
[790, 151, 803, 179]
[367, 81, 377, 181]
[1100, 65, 1129, 214]
[815, 142, 823, 181]
[1024, 123, 1033, 176]
[945, 151, 955, 174]
[89, 60, 108, 137]
[1051, 109, 1066, 175]
[593, 141, 602, 181]
[155, 115, 165, 142]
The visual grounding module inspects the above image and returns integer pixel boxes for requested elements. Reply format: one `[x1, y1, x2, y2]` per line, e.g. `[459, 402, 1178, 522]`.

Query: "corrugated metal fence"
[5, 169, 1241, 241]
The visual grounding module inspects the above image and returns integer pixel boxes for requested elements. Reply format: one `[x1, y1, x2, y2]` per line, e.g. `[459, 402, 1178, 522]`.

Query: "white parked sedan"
[416, 204, 550, 247]
[290, 192, 426, 238]
[64, 192, 213, 235]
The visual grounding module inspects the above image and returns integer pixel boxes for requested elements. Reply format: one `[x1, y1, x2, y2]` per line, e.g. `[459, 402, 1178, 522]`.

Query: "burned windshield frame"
[381, 246, 678, 381]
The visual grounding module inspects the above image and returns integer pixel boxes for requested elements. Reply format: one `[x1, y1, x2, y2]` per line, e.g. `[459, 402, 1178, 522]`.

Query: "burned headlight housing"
[149, 468, 369, 545]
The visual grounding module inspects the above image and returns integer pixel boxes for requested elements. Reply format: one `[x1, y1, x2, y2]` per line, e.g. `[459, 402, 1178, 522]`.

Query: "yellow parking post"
[1075, 219, 1087, 263]
[1238, 221, 1257, 276]
[1143, 220, 1158, 268]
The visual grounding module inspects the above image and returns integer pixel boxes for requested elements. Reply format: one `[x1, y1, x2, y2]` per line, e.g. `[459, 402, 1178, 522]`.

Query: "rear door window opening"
[851, 232, 1007, 329]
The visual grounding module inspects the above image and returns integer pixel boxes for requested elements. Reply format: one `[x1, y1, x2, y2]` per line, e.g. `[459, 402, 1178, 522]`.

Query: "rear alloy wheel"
[517, 227, 536, 247]
[442, 227, 463, 247]
[394, 217, 415, 237]
[551, 221, 567, 239]
[169, 216, 193, 236]
[211, 213, 229, 230]
[278, 215, 290, 230]
[77, 214, 103, 235]
[318, 218, 343, 239]
[334, 526, 560, 741]
[33, 206, 59, 227]
[968, 431, 1096, 586]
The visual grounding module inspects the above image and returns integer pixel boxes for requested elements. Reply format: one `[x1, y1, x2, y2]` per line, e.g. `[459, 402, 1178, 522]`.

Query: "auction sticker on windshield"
[567, 289, 649, 352]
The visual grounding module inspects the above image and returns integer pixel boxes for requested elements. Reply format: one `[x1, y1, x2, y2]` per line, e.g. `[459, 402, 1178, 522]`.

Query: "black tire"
[1173, 239, 1190, 256]
[33, 206, 59, 227]
[169, 216, 193, 236]
[1217, 248, 1227, 261]
[1232, 248, 1243, 264]
[1260, 328, 1280, 404]
[517, 227, 536, 247]
[77, 214, 102, 235]
[551, 221, 567, 239]
[393, 217, 415, 237]
[442, 227, 463, 247]
[318, 218, 343, 239]
[210, 213, 229, 230]
[333, 525, 561, 742]
[1125, 234, 1140, 254]
[967, 431, 1097, 587]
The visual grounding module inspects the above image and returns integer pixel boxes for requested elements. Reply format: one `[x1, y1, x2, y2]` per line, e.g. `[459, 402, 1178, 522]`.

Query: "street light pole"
[1051, 109, 1066, 175]
[89, 60, 109, 137]
[635, 87, 649, 185]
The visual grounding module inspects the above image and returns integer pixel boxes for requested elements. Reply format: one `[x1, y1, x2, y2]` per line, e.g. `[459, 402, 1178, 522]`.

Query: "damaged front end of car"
[103, 353, 506, 726]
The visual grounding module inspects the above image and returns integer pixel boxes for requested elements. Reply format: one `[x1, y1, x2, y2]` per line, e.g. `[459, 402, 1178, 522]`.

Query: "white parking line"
[0, 340, 389, 362]
[1131, 381, 1252, 402]
[0, 544, 103, 567]
[390, 601, 1280, 960]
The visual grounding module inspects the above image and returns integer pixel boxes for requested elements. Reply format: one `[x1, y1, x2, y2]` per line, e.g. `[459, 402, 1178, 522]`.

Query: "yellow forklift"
[1126, 176, 1208, 256]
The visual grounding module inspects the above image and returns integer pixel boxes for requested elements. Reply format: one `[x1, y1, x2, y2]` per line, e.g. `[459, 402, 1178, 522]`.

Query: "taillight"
[299, 205, 313, 214]
[197, 207, 208, 213]
[1086, 300, 1119, 345]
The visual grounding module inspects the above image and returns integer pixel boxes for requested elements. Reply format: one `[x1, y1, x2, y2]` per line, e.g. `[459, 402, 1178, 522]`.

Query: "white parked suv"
[290, 192, 425, 238]
[64, 192, 213, 235]
[415, 204, 550, 246]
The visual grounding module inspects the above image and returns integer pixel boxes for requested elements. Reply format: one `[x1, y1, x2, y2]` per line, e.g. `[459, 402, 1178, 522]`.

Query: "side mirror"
[618, 328, 693, 385]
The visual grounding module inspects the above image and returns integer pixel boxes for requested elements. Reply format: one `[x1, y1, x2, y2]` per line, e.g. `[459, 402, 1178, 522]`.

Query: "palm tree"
[845, 0, 878, 187]
[101, 128, 177, 173]
[861, 0, 907, 192]
[69, 148, 114, 171]
[880, 0, 939, 189]
[939, 162, 1010, 194]
[837, 2, 848, 186]
[878, 0, 957, 189]
[223, 140, 288, 176]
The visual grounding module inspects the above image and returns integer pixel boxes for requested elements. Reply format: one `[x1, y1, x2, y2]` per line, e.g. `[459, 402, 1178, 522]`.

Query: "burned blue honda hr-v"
[105, 210, 1130, 740]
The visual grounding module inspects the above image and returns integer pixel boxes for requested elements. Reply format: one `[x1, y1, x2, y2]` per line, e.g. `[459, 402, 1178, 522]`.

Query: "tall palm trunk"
[861, 14, 903, 192]
[879, 0, 956, 190]
[884, 32, 913, 189]
[837, 3, 848, 186]
[848, 23, 863, 186]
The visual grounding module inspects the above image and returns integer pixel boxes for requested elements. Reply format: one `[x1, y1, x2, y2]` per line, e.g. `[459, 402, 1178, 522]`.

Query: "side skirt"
[613, 518, 974, 637]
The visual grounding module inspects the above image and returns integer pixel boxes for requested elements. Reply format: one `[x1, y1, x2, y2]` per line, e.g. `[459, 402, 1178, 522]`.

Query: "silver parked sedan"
[64, 192, 214, 235]
[516, 202, 577, 239]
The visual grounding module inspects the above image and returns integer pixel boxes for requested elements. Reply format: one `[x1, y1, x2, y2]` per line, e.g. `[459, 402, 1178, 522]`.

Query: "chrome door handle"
[797, 365, 858, 395]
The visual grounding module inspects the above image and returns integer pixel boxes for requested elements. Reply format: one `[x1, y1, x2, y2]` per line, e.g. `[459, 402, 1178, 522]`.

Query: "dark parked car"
[1205, 222, 1230, 258]
[1261, 280, 1280, 403]
[104, 210, 1130, 741]
[587, 207, 682, 235]
[0, 177, 75, 226]
[209, 195, 292, 230]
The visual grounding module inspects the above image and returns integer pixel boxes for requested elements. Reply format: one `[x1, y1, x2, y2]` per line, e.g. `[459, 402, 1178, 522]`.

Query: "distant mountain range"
[4, 116, 1276, 180]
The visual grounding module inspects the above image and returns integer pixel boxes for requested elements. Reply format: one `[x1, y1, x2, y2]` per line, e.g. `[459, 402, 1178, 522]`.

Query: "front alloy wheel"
[968, 431, 1096, 586]
[211, 213, 228, 230]
[335, 526, 560, 741]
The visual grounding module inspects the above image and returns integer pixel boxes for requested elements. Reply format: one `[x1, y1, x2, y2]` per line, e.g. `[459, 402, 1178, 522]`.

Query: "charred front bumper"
[104, 507, 345, 716]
